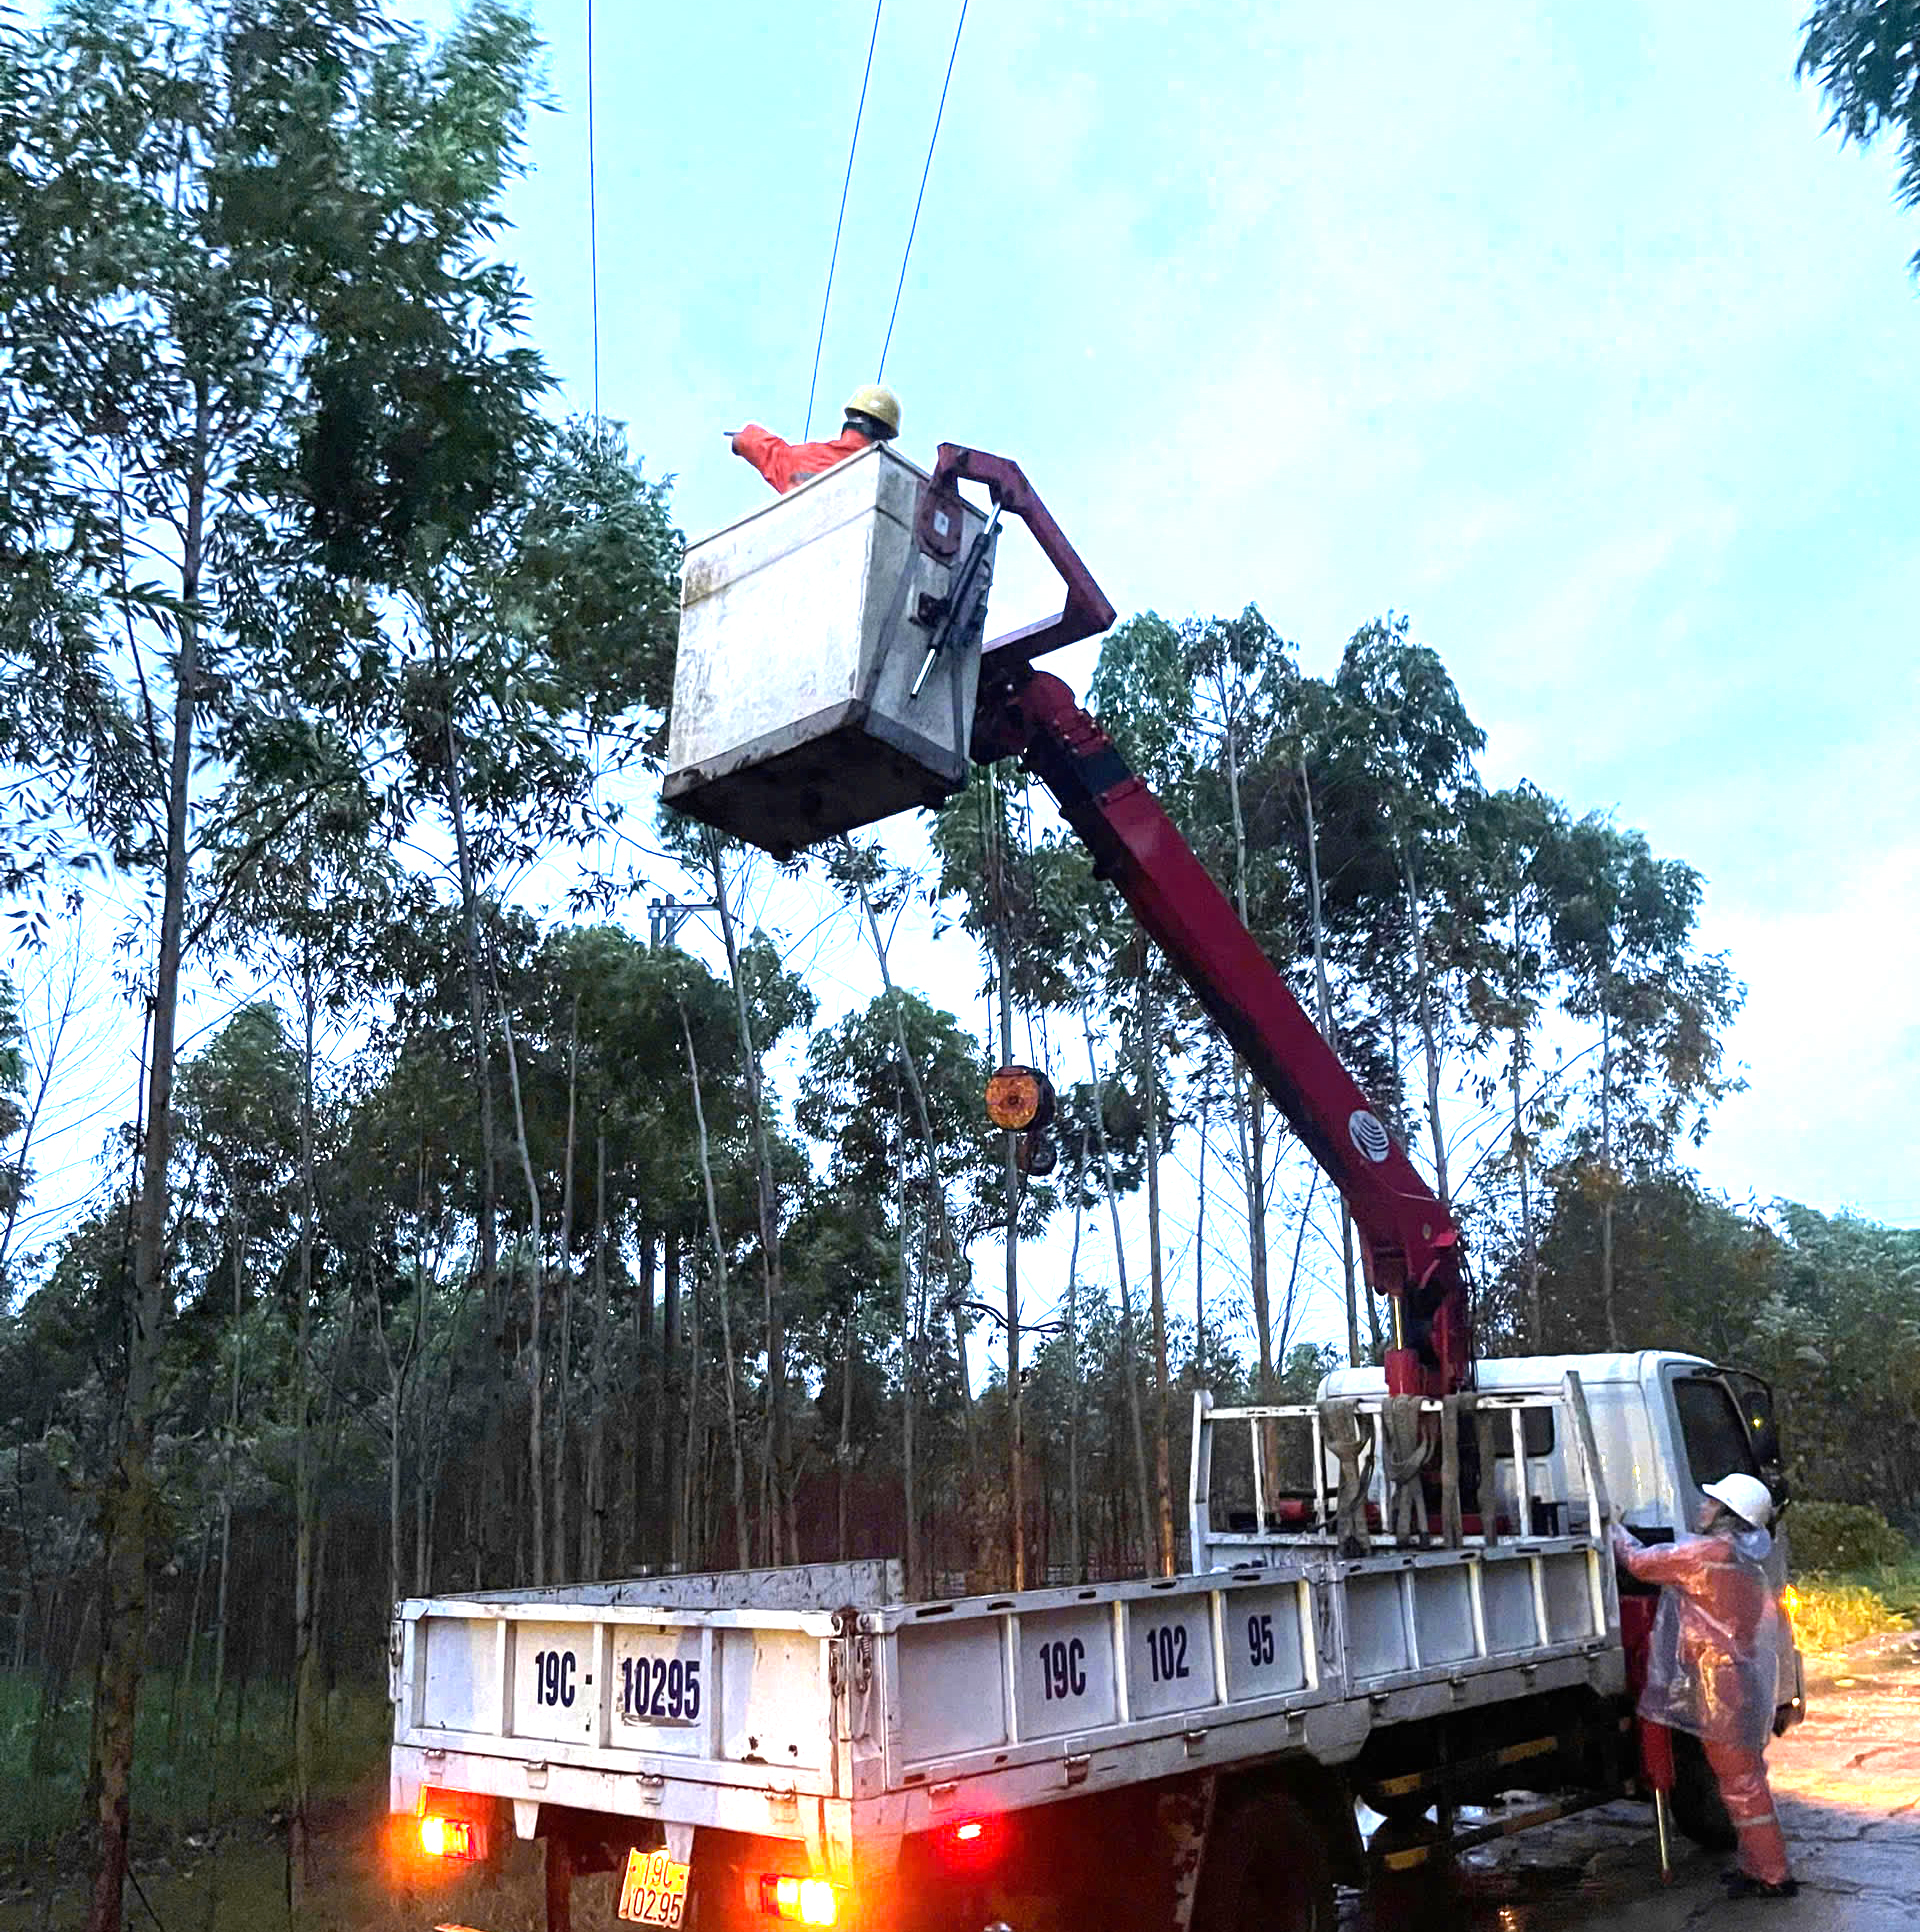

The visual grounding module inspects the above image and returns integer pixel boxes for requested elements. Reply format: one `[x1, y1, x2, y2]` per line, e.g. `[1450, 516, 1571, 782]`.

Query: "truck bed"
[389, 1536, 1624, 1872]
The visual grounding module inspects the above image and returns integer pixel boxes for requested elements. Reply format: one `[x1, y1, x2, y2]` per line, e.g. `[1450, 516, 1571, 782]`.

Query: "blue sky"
[491, 0, 1918, 1228]
[29, 2, 1914, 1311]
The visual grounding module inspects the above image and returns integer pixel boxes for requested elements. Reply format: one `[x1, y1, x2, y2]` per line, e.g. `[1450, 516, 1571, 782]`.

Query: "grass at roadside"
[0, 1669, 390, 1879]
[1787, 1560, 1920, 1656]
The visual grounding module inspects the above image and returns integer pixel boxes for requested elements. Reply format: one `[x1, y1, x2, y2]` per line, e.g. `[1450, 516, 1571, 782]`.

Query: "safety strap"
[1318, 1399, 1375, 1557]
[1384, 1396, 1432, 1544]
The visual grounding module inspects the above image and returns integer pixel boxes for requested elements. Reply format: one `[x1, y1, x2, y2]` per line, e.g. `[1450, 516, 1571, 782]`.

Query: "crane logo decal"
[1348, 1110, 1391, 1163]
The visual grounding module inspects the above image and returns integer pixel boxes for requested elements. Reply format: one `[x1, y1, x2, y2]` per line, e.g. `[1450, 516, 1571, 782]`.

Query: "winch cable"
[877, 0, 970, 381]
[804, 0, 886, 438]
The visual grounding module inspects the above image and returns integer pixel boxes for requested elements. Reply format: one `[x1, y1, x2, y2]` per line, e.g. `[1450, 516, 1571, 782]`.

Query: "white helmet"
[1702, 1473, 1774, 1530]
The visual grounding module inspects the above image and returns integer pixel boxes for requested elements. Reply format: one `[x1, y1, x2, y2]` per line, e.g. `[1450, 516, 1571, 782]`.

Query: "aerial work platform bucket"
[663, 443, 997, 859]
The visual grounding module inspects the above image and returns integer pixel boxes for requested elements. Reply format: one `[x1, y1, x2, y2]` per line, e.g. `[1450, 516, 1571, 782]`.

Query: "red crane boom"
[917, 444, 1471, 1396]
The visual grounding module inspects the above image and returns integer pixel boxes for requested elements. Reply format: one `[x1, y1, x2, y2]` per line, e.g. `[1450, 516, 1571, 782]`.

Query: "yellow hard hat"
[843, 383, 901, 435]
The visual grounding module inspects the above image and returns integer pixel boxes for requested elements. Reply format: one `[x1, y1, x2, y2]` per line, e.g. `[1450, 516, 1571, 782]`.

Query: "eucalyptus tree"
[1455, 785, 1572, 1348]
[799, 989, 1031, 1590]
[0, 3, 579, 1916]
[1543, 817, 1745, 1346]
[930, 762, 1087, 1583]
[1800, 0, 1920, 276]
[1331, 614, 1486, 1210]
[172, 1005, 301, 1722]
[1089, 607, 1310, 1490]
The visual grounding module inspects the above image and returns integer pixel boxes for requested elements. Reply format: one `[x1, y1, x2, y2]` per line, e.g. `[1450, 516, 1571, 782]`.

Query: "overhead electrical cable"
[878, 0, 969, 382]
[805, 0, 886, 439]
[585, 0, 602, 432]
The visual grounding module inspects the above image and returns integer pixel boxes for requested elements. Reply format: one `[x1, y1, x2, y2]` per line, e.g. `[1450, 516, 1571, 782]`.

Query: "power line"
[878, 0, 968, 382]
[805, 0, 886, 440]
[586, 0, 602, 429]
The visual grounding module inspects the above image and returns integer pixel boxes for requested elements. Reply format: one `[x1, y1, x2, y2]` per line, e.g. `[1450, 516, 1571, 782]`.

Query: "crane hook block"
[986, 1065, 1056, 1135]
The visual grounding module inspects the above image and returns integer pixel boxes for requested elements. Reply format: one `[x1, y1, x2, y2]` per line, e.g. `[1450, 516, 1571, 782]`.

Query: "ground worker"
[725, 383, 901, 494]
[1612, 1473, 1797, 1899]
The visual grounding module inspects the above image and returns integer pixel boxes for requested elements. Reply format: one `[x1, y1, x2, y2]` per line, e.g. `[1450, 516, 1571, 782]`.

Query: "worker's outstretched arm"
[731, 424, 798, 494]
[1612, 1522, 1714, 1589]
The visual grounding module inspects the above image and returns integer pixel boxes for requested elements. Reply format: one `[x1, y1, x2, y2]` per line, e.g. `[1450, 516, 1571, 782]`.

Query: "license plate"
[619, 1847, 690, 1927]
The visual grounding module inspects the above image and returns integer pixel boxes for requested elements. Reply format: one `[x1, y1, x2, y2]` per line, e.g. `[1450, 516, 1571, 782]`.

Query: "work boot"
[1722, 1873, 1800, 1899]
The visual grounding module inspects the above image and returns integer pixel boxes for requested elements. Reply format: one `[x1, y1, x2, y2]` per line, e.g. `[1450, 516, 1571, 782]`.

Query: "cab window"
[1673, 1376, 1759, 1490]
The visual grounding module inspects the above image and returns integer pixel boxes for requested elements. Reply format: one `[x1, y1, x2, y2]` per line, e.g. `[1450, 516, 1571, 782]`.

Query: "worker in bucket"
[725, 383, 901, 494]
[1612, 1473, 1797, 1899]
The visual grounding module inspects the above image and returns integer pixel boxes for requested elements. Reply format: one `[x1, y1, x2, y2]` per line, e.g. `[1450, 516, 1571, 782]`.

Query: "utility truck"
[389, 444, 1799, 1930]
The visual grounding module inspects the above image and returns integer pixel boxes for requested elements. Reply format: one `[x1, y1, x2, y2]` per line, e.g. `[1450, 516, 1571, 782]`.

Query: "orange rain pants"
[731, 423, 873, 495]
[1615, 1524, 1791, 1886]
[1703, 1741, 1792, 1887]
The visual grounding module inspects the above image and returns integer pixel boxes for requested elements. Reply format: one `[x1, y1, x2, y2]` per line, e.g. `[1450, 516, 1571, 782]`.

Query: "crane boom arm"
[916, 442, 1471, 1395]
[973, 666, 1470, 1396]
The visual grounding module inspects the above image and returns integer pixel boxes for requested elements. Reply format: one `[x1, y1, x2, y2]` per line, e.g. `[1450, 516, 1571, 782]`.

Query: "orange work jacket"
[731, 423, 872, 495]
[1614, 1523, 1784, 1752]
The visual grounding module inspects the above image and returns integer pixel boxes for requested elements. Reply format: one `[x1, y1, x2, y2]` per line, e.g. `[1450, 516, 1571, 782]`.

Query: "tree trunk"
[1512, 906, 1543, 1350]
[289, 894, 319, 1903]
[1085, 1018, 1155, 1568]
[583, 1128, 609, 1579]
[843, 844, 979, 1491]
[500, 1005, 547, 1586]
[661, 1237, 682, 1568]
[679, 1004, 750, 1568]
[1299, 758, 1360, 1362]
[1403, 851, 1451, 1205]
[1220, 694, 1275, 1411]
[441, 720, 498, 1305]
[1065, 1134, 1086, 1584]
[1194, 1082, 1208, 1367]
[414, 1338, 434, 1596]
[211, 1224, 243, 1721]
[897, 1111, 920, 1597]
[552, 1000, 579, 1582]
[679, 1239, 704, 1568]
[169, 1519, 210, 1757]
[1233, 1067, 1275, 1399]
[994, 816, 1025, 1591]
[1599, 1002, 1619, 1350]
[1139, 977, 1174, 1577]
[87, 385, 208, 1932]
[1349, 1211, 1378, 1363]
[705, 834, 789, 1565]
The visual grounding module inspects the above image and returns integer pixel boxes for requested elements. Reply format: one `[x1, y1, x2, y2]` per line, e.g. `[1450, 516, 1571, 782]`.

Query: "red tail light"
[939, 1814, 1003, 1870]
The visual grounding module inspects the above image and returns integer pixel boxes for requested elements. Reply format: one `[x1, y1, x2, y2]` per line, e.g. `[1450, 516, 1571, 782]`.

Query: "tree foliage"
[1800, 0, 1920, 274]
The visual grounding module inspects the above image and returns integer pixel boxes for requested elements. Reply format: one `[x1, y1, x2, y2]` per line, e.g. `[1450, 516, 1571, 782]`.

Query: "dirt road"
[1346, 1630, 1920, 1930]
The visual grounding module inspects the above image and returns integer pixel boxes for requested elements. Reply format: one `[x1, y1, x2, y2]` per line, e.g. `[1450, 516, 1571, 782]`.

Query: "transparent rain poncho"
[1614, 1522, 1786, 1755]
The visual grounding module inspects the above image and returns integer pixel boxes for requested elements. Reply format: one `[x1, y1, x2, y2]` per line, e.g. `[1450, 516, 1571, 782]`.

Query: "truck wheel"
[1191, 1791, 1335, 1932]
[1367, 1816, 1460, 1928]
[1670, 1735, 1738, 1852]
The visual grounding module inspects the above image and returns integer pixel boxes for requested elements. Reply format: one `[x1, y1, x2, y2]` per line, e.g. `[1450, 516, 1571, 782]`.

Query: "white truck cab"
[1322, 1349, 1802, 1724]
